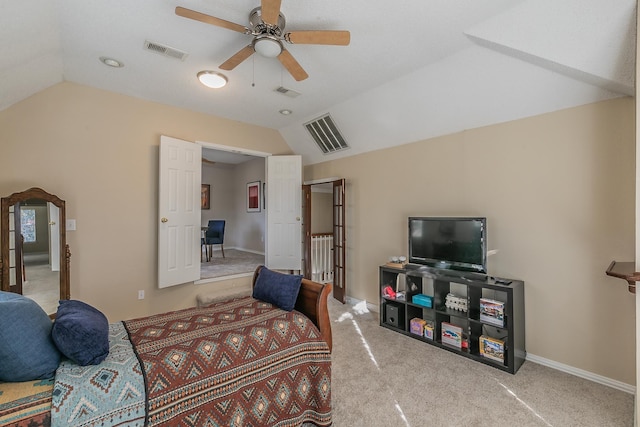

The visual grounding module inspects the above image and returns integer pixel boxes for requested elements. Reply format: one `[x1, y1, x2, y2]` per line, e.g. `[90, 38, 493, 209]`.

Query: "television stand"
[380, 264, 525, 374]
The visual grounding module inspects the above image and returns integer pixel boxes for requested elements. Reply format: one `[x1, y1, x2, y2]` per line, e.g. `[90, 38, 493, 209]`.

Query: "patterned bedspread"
[124, 296, 332, 427]
[0, 378, 53, 427]
[51, 322, 146, 427]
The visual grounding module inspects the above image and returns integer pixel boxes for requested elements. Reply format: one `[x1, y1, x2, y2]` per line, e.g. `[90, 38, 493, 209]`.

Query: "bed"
[0, 266, 332, 427]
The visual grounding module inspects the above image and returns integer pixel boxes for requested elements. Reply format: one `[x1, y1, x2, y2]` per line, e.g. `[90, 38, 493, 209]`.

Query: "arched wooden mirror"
[0, 188, 70, 316]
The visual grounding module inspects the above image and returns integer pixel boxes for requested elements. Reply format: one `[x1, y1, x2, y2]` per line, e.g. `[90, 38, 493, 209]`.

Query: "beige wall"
[0, 82, 292, 322]
[311, 191, 333, 234]
[201, 163, 235, 229]
[305, 97, 636, 385]
[201, 159, 266, 253]
[233, 157, 266, 253]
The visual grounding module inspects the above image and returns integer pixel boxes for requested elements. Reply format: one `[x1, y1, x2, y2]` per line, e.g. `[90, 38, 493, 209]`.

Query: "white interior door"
[48, 203, 60, 272]
[266, 155, 302, 270]
[158, 135, 201, 288]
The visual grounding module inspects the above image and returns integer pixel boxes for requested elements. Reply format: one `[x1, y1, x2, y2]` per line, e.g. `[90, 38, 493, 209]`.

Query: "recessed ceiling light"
[99, 56, 124, 68]
[197, 71, 228, 89]
[279, 109, 293, 115]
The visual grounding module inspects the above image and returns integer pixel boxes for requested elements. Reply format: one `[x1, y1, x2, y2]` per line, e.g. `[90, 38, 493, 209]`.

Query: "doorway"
[159, 136, 303, 288]
[303, 179, 346, 303]
[200, 148, 265, 280]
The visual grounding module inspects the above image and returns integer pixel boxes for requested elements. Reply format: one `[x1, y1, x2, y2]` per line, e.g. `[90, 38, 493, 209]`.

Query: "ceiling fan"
[175, 0, 350, 81]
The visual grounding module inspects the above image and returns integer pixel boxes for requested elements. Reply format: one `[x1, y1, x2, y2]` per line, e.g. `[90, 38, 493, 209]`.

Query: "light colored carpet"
[328, 298, 633, 427]
[200, 248, 264, 279]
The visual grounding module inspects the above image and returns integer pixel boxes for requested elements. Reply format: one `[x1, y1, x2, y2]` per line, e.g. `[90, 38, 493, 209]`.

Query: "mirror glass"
[1, 188, 69, 316]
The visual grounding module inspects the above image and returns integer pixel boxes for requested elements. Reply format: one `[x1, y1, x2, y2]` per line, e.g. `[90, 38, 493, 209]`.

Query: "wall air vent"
[304, 114, 349, 154]
[274, 86, 301, 98]
[143, 40, 189, 61]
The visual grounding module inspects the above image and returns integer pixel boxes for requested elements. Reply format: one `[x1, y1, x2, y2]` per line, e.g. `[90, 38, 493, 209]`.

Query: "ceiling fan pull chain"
[252, 55, 256, 87]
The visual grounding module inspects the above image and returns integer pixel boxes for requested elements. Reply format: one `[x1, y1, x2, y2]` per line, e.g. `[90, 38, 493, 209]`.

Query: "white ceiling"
[1, 0, 635, 165]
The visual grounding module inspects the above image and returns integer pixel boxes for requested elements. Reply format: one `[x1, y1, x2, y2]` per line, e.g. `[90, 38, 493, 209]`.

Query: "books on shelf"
[480, 298, 505, 327]
[480, 335, 505, 363]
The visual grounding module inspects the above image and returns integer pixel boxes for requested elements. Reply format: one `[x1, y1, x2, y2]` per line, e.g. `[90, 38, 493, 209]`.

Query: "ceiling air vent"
[143, 40, 189, 61]
[274, 86, 301, 98]
[304, 114, 349, 154]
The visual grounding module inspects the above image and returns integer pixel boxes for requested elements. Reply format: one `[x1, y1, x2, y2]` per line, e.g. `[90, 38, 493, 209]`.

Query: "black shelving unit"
[379, 264, 526, 374]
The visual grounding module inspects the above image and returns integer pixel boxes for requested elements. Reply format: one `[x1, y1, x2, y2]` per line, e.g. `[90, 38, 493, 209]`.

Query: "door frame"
[196, 141, 273, 159]
[197, 143, 305, 275]
[302, 177, 346, 303]
[196, 141, 272, 281]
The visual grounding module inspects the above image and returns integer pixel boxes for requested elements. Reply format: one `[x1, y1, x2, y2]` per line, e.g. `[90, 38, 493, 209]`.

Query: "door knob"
[48, 221, 56, 225]
[161, 217, 168, 223]
[296, 217, 300, 221]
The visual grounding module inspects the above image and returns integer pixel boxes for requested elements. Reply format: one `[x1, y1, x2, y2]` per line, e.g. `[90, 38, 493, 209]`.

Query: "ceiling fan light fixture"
[197, 71, 228, 89]
[253, 37, 282, 58]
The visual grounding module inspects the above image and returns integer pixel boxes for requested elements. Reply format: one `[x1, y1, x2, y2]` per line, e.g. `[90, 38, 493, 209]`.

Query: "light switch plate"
[66, 219, 76, 231]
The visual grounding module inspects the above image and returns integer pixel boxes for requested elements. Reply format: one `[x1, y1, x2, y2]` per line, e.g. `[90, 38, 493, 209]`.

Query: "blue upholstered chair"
[205, 220, 225, 259]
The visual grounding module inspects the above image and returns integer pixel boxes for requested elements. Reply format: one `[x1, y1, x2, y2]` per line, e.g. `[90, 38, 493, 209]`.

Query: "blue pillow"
[252, 267, 302, 311]
[52, 300, 109, 366]
[0, 291, 61, 381]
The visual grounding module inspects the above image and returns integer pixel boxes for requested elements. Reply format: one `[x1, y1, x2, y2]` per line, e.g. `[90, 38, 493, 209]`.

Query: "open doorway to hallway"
[303, 178, 346, 303]
[306, 182, 333, 283]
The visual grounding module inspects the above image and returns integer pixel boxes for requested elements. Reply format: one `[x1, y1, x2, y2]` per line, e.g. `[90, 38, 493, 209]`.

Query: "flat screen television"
[408, 217, 487, 273]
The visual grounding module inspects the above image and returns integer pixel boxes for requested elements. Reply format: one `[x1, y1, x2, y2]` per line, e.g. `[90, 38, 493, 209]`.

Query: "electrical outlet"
[138, 290, 144, 300]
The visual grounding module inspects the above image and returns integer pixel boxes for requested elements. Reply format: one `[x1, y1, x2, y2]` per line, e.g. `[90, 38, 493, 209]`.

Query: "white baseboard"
[205, 246, 265, 256]
[227, 246, 265, 256]
[525, 353, 635, 395]
[342, 297, 635, 395]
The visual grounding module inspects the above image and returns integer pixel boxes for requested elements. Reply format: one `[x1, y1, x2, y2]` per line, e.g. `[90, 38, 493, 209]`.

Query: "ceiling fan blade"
[175, 6, 250, 34]
[261, 0, 282, 26]
[220, 45, 255, 70]
[285, 30, 350, 46]
[278, 49, 308, 81]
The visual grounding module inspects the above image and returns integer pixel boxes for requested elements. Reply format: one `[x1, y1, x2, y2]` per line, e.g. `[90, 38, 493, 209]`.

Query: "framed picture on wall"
[201, 184, 210, 210]
[247, 181, 261, 212]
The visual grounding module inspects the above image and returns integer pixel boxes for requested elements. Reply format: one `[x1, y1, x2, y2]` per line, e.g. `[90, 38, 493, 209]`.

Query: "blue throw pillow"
[0, 291, 61, 382]
[52, 300, 109, 366]
[252, 266, 302, 311]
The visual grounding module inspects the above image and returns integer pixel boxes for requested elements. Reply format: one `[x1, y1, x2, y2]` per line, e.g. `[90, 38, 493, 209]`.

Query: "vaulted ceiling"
[1, 0, 635, 165]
